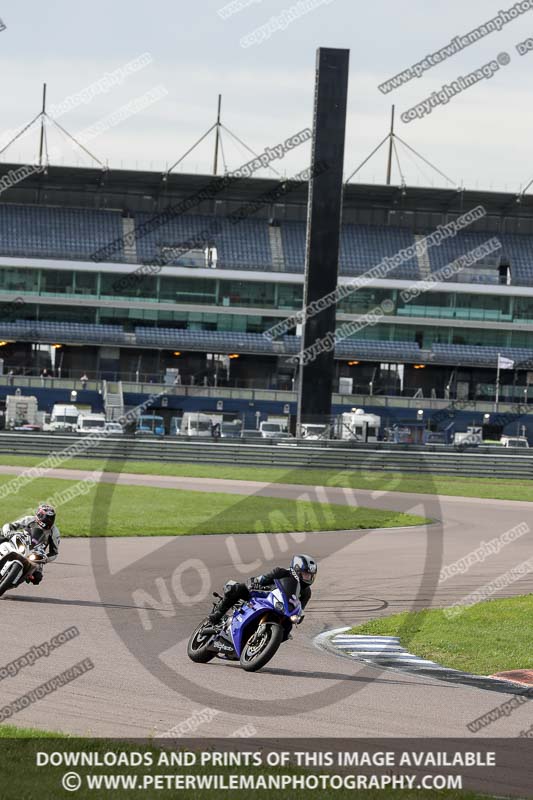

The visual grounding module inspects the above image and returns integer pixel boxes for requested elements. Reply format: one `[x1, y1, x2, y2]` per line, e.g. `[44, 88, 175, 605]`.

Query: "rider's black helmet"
[290, 554, 317, 586]
[36, 503, 56, 530]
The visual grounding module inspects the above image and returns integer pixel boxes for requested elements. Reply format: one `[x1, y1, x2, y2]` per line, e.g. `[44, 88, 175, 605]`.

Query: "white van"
[181, 412, 213, 437]
[500, 436, 529, 449]
[259, 421, 284, 439]
[47, 404, 80, 432]
[76, 413, 106, 434]
[301, 423, 328, 440]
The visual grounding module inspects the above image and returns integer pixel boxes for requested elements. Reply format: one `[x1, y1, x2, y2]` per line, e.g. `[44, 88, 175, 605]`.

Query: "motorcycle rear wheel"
[187, 620, 217, 663]
[240, 622, 283, 672]
[0, 562, 23, 597]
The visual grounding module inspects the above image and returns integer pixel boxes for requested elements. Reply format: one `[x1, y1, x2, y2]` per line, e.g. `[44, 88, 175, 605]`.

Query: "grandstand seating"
[340, 224, 420, 279]
[0, 204, 124, 261]
[7, 184, 533, 389]
[133, 212, 272, 269]
[408, 229, 532, 284]
[0, 320, 126, 343]
[499, 234, 533, 286]
[0, 317, 530, 367]
[335, 339, 421, 359]
[280, 222, 421, 279]
[431, 343, 533, 367]
[420, 230, 499, 275]
[0, 318, 424, 361]
[135, 327, 278, 354]
[1, 202, 533, 287]
[134, 327, 422, 360]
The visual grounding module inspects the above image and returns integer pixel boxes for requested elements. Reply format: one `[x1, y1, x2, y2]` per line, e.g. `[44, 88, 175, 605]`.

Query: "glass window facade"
[74, 272, 98, 295]
[278, 284, 303, 309]
[338, 288, 391, 315]
[218, 280, 275, 308]
[341, 324, 527, 349]
[0, 267, 37, 293]
[4, 266, 533, 350]
[33, 303, 97, 323]
[41, 270, 73, 295]
[100, 272, 158, 300]
[514, 297, 533, 322]
[2, 267, 533, 326]
[0, 268, 298, 311]
[160, 277, 216, 304]
[397, 291, 512, 321]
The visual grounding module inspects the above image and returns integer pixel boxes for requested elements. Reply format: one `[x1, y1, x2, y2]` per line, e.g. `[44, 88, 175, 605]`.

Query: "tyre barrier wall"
[0, 433, 530, 479]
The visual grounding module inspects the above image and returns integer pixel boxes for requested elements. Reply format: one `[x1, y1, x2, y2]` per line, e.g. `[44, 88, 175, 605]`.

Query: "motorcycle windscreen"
[274, 575, 301, 613]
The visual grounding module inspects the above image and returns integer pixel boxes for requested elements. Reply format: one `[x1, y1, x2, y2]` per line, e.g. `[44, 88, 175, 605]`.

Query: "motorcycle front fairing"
[273, 575, 303, 617]
[229, 576, 303, 656]
[0, 535, 32, 585]
[0, 533, 46, 587]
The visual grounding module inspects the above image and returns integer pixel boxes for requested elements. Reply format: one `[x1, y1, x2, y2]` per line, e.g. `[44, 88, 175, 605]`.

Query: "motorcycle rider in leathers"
[208, 554, 317, 624]
[0, 503, 59, 584]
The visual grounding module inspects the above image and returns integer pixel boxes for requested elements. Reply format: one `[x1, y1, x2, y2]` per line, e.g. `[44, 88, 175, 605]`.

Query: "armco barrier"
[0, 433, 531, 479]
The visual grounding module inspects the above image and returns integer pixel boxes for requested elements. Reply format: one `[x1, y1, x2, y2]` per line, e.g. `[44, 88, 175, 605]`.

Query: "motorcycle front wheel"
[187, 620, 217, 663]
[0, 562, 23, 597]
[240, 622, 283, 672]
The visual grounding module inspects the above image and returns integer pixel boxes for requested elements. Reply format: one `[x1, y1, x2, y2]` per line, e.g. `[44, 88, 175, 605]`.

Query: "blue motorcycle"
[187, 575, 304, 672]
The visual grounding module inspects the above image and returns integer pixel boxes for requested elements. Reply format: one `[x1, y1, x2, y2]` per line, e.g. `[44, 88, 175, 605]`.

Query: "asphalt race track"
[0, 467, 532, 740]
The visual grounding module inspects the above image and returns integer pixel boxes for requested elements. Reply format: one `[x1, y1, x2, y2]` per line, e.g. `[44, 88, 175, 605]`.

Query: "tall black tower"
[296, 47, 349, 431]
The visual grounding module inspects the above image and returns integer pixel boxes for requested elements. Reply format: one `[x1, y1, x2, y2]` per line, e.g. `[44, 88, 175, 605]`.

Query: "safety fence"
[0, 433, 530, 479]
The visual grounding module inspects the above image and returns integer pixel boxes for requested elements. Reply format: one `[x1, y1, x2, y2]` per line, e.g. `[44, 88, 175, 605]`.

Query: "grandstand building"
[1, 163, 533, 433]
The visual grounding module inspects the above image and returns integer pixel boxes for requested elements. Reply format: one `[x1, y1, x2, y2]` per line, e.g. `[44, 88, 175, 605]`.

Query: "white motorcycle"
[0, 531, 48, 596]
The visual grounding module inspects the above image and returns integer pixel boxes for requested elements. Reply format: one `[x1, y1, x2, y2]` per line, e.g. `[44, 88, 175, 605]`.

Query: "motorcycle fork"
[252, 613, 273, 641]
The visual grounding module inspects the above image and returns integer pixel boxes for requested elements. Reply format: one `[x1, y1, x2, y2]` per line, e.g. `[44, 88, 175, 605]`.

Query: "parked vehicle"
[220, 421, 243, 439]
[180, 412, 212, 437]
[453, 427, 482, 448]
[301, 424, 328, 440]
[104, 421, 124, 435]
[187, 573, 304, 672]
[423, 423, 454, 446]
[77, 413, 107, 434]
[240, 429, 264, 440]
[453, 433, 481, 451]
[13, 424, 42, 432]
[170, 416, 182, 436]
[500, 436, 529, 449]
[274, 434, 297, 447]
[259, 421, 285, 439]
[0, 531, 47, 597]
[5, 395, 40, 429]
[423, 432, 447, 446]
[45, 404, 80, 432]
[383, 425, 412, 444]
[334, 409, 381, 442]
[135, 415, 165, 436]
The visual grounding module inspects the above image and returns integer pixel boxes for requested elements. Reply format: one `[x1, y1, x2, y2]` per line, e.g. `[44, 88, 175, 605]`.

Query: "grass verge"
[0, 724, 64, 737]
[348, 594, 533, 675]
[0, 476, 425, 537]
[0, 454, 530, 501]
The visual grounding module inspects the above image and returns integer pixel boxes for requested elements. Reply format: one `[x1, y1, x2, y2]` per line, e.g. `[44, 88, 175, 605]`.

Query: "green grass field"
[0, 730, 494, 800]
[0, 724, 63, 738]
[349, 595, 533, 674]
[0, 454, 530, 501]
[0, 475, 425, 537]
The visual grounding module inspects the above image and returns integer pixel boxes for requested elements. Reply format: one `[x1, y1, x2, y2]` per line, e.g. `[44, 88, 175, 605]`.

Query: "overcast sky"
[1, 0, 532, 192]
